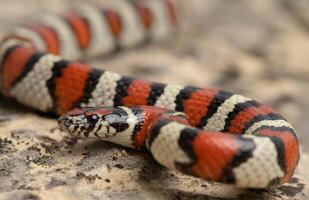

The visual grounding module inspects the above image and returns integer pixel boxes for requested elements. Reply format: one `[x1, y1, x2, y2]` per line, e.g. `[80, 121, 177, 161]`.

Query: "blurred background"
[0, 0, 308, 181]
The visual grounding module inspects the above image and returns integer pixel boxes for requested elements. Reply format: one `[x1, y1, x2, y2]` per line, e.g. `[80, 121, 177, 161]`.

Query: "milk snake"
[0, 0, 299, 188]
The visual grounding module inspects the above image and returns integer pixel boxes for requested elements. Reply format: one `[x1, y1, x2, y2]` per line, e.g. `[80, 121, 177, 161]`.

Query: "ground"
[0, 0, 309, 199]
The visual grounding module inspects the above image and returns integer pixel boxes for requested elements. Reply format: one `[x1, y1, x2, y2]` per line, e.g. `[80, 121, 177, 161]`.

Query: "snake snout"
[57, 113, 89, 136]
[57, 115, 69, 132]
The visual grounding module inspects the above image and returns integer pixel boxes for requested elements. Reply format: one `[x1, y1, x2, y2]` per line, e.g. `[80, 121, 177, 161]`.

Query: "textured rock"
[0, 0, 309, 199]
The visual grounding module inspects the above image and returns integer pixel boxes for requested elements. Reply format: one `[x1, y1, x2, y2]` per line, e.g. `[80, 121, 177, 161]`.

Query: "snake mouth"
[57, 115, 75, 134]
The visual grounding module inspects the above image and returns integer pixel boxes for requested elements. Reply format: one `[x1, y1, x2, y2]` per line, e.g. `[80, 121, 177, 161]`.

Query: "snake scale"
[0, 0, 299, 188]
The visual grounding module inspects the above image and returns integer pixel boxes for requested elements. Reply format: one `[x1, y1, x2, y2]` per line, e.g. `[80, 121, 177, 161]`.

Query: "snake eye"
[86, 114, 100, 124]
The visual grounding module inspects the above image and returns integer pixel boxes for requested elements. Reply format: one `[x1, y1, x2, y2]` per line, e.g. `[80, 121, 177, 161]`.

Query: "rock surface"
[0, 0, 309, 199]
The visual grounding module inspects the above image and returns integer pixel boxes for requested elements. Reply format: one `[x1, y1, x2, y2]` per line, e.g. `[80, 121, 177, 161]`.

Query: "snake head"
[58, 107, 130, 138]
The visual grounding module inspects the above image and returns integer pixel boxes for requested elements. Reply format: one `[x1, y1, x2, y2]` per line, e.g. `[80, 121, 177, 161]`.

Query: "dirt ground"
[0, 0, 309, 199]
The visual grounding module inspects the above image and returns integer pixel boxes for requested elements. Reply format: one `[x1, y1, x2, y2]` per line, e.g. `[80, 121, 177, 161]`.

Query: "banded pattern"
[3, 0, 180, 60]
[0, 0, 300, 189]
[0, 45, 299, 188]
[57, 105, 299, 188]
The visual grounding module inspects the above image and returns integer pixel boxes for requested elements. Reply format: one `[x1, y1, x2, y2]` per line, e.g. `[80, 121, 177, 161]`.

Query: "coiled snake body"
[0, 0, 299, 188]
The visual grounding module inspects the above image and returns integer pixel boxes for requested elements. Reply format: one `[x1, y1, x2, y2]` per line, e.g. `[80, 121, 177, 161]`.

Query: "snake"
[0, 0, 299, 189]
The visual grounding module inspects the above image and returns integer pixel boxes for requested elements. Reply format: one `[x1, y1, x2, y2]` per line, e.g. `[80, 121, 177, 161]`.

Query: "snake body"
[0, 0, 299, 188]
